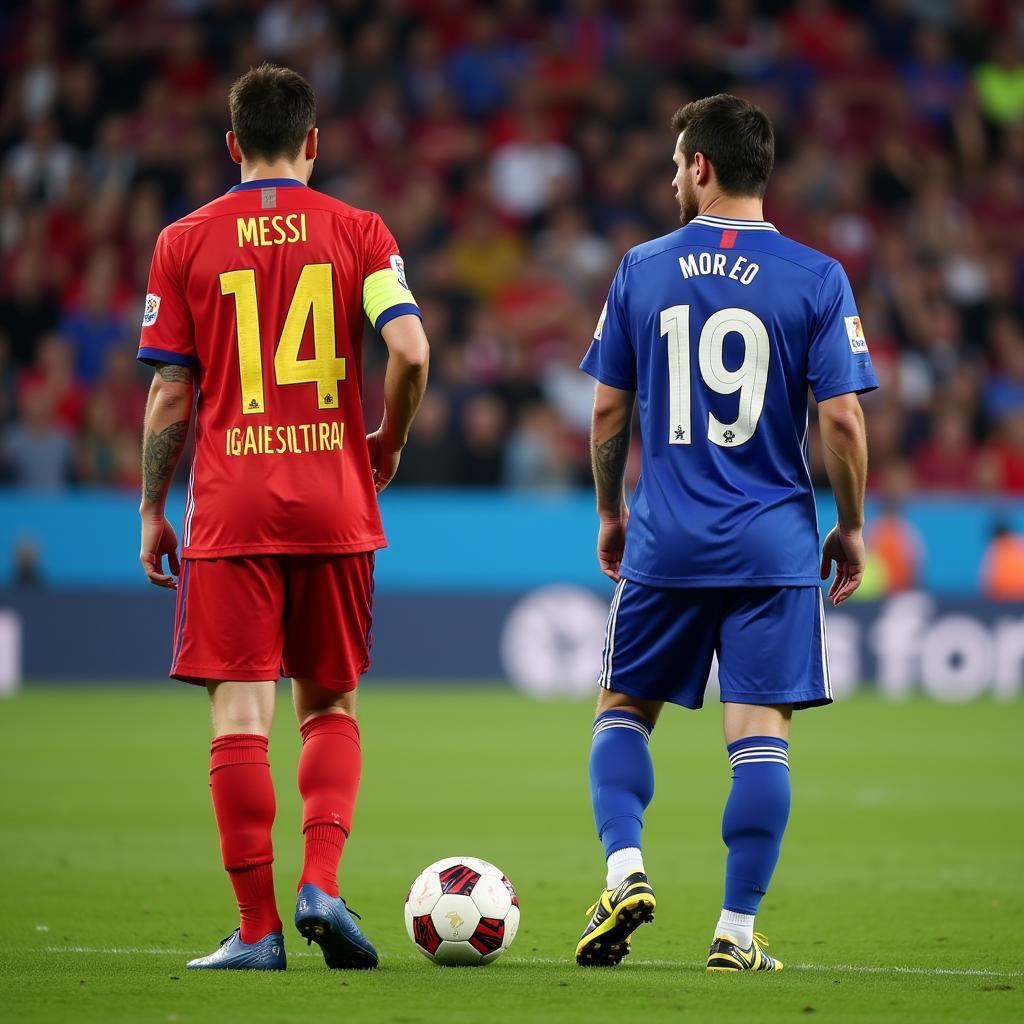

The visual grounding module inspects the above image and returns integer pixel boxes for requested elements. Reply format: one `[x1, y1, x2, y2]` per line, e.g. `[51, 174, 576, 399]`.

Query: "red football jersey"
[138, 178, 419, 558]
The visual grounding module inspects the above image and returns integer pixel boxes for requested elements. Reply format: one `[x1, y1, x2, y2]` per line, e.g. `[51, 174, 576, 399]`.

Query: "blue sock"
[589, 711, 655, 858]
[721, 736, 791, 915]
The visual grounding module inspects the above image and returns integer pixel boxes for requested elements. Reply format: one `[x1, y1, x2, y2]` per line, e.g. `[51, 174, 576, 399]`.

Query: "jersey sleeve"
[807, 262, 879, 402]
[137, 228, 197, 368]
[361, 214, 420, 332]
[579, 259, 637, 390]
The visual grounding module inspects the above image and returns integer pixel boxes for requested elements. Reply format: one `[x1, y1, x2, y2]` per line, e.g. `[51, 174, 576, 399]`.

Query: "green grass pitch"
[1, 686, 1022, 1024]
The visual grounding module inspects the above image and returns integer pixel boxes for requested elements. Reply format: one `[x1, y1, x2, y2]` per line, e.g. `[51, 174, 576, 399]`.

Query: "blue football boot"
[186, 929, 286, 970]
[294, 883, 379, 969]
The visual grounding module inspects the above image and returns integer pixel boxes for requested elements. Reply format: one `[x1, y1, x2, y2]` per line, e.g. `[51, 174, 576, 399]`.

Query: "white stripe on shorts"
[818, 589, 832, 699]
[599, 579, 626, 689]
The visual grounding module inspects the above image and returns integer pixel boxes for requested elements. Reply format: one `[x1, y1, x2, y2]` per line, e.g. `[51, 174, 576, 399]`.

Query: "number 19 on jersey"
[661, 305, 770, 448]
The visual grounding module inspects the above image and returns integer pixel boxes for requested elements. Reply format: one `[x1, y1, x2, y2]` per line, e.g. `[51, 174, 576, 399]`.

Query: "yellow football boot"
[575, 872, 656, 966]
[706, 931, 783, 972]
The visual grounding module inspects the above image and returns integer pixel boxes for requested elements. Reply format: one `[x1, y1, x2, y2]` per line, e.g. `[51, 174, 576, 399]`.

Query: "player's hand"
[597, 509, 629, 583]
[367, 429, 402, 494]
[140, 512, 180, 589]
[820, 524, 865, 606]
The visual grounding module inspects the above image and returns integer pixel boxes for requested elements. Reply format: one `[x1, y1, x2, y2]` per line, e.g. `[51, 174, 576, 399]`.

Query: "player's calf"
[708, 735, 790, 971]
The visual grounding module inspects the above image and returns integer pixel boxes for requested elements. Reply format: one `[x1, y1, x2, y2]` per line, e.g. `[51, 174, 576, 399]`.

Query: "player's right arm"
[139, 364, 194, 588]
[818, 393, 868, 606]
[136, 226, 197, 588]
[580, 259, 638, 583]
[591, 382, 635, 583]
[368, 314, 429, 493]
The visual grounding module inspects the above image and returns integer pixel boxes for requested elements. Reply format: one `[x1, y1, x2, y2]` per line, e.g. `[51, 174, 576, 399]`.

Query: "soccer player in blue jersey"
[575, 94, 875, 972]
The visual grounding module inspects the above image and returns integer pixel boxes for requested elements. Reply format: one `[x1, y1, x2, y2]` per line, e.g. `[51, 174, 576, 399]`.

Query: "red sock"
[209, 733, 282, 943]
[297, 713, 361, 898]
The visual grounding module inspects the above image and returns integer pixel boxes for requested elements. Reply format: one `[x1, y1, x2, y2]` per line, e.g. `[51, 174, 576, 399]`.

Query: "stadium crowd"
[1, 0, 1023, 496]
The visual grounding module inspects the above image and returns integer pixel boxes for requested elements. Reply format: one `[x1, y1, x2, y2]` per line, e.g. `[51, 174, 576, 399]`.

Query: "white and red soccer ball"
[404, 856, 520, 966]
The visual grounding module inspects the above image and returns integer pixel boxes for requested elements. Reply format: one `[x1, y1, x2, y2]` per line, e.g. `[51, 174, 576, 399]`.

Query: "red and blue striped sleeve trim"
[138, 347, 197, 368]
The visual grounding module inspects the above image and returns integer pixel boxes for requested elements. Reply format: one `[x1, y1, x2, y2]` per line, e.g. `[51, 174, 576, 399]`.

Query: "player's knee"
[595, 688, 661, 726]
[299, 706, 356, 729]
[293, 677, 357, 725]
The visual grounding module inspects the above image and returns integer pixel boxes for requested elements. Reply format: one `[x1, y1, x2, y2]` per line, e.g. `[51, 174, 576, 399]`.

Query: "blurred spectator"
[489, 106, 579, 219]
[979, 411, 1024, 493]
[75, 391, 121, 486]
[900, 26, 968, 136]
[18, 334, 86, 432]
[973, 37, 1024, 126]
[1, 387, 72, 490]
[446, 206, 526, 301]
[864, 465, 923, 593]
[395, 391, 462, 486]
[447, 11, 528, 118]
[11, 538, 44, 588]
[58, 248, 129, 383]
[0, 248, 58, 366]
[0, 334, 17, 426]
[4, 117, 78, 203]
[535, 205, 614, 297]
[983, 313, 1024, 423]
[980, 523, 1024, 600]
[913, 408, 980, 490]
[457, 393, 508, 486]
[504, 403, 576, 491]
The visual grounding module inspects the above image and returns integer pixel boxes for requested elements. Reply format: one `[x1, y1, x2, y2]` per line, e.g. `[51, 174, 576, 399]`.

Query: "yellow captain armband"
[363, 257, 420, 332]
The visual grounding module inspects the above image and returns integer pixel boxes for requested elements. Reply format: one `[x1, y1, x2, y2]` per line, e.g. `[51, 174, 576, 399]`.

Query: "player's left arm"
[361, 213, 429, 492]
[807, 262, 878, 606]
[591, 382, 635, 583]
[369, 314, 430, 493]
[139, 363, 194, 589]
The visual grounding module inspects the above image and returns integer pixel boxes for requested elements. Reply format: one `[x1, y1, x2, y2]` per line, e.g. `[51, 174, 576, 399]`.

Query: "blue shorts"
[598, 581, 832, 710]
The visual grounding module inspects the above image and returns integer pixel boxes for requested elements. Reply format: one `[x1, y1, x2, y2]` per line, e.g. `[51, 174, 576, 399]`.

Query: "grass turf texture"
[1, 687, 1021, 1024]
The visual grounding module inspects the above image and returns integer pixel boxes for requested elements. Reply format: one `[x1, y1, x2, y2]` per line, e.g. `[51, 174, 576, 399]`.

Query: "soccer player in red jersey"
[136, 65, 429, 971]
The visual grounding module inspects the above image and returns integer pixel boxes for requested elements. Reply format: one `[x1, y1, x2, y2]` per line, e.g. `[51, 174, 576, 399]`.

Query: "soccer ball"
[404, 856, 520, 966]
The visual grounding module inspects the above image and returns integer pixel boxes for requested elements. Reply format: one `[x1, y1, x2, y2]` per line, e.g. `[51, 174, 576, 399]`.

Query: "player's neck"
[239, 161, 308, 185]
[698, 194, 764, 222]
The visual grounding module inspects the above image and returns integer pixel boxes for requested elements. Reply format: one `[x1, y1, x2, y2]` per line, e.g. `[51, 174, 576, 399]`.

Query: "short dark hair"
[670, 94, 774, 198]
[228, 63, 316, 162]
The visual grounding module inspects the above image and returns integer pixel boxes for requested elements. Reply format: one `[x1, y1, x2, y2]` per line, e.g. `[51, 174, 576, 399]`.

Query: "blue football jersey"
[580, 213, 878, 588]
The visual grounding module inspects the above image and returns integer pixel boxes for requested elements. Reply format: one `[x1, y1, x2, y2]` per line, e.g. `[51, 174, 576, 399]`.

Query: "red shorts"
[171, 552, 374, 691]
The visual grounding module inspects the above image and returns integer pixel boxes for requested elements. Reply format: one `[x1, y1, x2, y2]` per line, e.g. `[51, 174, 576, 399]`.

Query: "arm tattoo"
[592, 424, 630, 512]
[142, 420, 189, 505]
[155, 363, 193, 385]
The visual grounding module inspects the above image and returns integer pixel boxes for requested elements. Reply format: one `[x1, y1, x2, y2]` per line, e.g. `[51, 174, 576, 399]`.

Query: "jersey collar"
[690, 214, 778, 232]
[229, 178, 306, 192]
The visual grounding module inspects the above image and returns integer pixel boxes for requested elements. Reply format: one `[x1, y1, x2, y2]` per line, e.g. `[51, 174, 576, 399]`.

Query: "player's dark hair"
[671, 94, 774, 198]
[228, 63, 316, 162]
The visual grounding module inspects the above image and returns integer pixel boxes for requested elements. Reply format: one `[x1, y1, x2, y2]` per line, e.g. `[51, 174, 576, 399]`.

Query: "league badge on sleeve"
[844, 315, 867, 353]
[142, 293, 161, 327]
[594, 302, 608, 340]
[390, 255, 410, 291]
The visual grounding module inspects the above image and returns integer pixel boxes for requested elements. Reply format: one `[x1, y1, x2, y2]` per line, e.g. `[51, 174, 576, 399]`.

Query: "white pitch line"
[33, 947, 1024, 979]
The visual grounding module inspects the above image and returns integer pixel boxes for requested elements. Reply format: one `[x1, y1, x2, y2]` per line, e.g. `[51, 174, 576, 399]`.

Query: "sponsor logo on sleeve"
[594, 302, 608, 340]
[142, 293, 161, 327]
[390, 254, 410, 291]
[845, 315, 868, 353]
